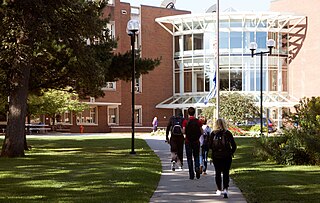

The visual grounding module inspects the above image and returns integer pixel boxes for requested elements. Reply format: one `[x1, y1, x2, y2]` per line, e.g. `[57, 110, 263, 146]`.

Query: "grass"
[232, 137, 320, 203]
[0, 135, 161, 203]
[1, 135, 319, 203]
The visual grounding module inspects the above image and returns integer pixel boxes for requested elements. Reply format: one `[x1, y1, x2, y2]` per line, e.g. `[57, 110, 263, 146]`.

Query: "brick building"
[42, 0, 316, 133]
[58, 0, 190, 133]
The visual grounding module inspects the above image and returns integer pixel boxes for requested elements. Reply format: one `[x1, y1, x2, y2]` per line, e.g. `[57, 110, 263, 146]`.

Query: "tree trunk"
[1, 66, 30, 157]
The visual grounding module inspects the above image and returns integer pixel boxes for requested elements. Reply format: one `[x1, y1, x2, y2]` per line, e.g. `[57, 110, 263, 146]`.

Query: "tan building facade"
[271, 0, 320, 99]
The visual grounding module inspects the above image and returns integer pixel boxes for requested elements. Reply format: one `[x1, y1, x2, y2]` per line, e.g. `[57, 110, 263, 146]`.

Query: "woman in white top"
[199, 116, 211, 175]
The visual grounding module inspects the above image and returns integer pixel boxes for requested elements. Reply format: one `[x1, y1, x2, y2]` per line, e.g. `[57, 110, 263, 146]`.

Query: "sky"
[122, 0, 271, 13]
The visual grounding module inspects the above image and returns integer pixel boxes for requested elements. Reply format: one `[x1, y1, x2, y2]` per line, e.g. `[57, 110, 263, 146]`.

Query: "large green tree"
[0, 0, 160, 157]
[202, 92, 259, 123]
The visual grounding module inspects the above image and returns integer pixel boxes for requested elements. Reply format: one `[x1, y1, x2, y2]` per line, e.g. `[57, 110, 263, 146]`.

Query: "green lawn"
[1, 136, 319, 203]
[232, 137, 320, 203]
[0, 136, 161, 203]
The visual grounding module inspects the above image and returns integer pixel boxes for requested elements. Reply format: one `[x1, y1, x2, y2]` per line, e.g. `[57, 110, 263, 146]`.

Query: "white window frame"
[102, 82, 116, 91]
[106, 21, 115, 40]
[134, 76, 142, 93]
[76, 106, 98, 125]
[107, 0, 115, 5]
[135, 105, 142, 125]
[108, 106, 119, 125]
[56, 111, 73, 125]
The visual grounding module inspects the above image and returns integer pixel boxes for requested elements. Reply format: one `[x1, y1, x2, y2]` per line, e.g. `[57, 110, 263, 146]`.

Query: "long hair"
[213, 118, 228, 131]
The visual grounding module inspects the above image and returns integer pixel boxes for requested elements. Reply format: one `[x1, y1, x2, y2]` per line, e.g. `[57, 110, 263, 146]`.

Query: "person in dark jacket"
[166, 109, 184, 171]
[209, 118, 237, 198]
[182, 107, 203, 180]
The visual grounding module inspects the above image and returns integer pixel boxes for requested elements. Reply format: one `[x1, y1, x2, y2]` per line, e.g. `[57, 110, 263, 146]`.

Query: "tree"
[28, 89, 89, 126]
[0, 0, 160, 157]
[202, 92, 259, 123]
[255, 97, 320, 165]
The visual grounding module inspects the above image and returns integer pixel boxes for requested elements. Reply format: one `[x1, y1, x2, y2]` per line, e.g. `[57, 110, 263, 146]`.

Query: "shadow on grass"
[0, 137, 161, 203]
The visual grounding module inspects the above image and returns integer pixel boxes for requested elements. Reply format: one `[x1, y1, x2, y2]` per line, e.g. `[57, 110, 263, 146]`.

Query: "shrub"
[250, 124, 267, 133]
[254, 97, 320, 165]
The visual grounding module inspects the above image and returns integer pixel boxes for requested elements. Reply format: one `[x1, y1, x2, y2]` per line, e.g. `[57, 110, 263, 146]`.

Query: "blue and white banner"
[204, 69, 217, 105]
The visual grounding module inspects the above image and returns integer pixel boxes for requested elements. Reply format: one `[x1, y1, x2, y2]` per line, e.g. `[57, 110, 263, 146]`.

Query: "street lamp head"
[249, 42, 257, 57]
[267, 39, 275, 54]
[127, 19, 140, 35]
[267, 39, 275, 49]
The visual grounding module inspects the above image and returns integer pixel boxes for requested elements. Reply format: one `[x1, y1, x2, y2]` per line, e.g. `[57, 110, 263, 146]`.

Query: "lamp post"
[250, 39, 275, 136]
[127, 19, 140, 154]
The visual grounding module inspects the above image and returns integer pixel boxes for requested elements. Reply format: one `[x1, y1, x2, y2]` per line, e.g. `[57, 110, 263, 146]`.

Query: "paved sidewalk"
[142, 135, 247, 203]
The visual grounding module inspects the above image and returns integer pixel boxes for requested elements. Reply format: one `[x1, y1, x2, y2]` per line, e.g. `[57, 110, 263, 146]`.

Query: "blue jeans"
[185, 141, 200, 179]
[200, 145, 209, 172]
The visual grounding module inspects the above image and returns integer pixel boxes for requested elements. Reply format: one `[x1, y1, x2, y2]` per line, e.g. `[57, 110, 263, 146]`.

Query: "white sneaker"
[216, 190, 222, 195]
[223, 189, 228, 198]
[171, 161, 176, 171]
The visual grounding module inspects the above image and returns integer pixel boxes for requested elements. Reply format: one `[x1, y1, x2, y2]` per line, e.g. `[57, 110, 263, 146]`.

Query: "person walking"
[199, 116, 211, 175]
[165, 109, 184, 171]
[209, 118, 237, 198]
[182, 107, 203, 180]
[152, 116, 158, 132]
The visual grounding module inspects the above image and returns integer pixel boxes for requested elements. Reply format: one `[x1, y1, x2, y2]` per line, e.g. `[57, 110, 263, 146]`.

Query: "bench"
[26, 124, 51, 134]
[28, 127, 51, 134]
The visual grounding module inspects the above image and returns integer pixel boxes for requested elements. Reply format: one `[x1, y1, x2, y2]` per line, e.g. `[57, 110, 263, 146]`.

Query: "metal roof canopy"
[155, 12, 306, 35]
[156, 91, 299, 109]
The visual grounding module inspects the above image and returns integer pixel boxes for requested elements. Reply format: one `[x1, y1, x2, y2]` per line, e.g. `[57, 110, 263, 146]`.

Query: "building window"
[77, 107, 98, 124]
[133, 77, 142, 93]
[175, 72, 180, 93]
[230, 68, 242, 91]
[103, 82, 116, 90]
[135, 106, 142, 125]
[56, 111, 72, 124]
[184, 34, 192, 51]
[184, 71, 192, 92]
[108, 106, 118, 125]
[256, 32, 267, 49]
[193, 34, 203, 50]
[230, 32, 242, 48]
[220, 68, 229, 90]
[107, 0, 115, 5]
[174, 36, 180, 53]
[195, 70, 204, 92]
[106, 21, 115, 39]
[219, 32, 229, 49]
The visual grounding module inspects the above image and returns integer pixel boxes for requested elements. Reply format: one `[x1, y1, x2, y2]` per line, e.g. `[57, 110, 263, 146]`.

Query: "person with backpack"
[199, 116, 211, 175]
[209, 118, 237, 198]
[182, 107, 203, 180]
[166, 109, 184, 171]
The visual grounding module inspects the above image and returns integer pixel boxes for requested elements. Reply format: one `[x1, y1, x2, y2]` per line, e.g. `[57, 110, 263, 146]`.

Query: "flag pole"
[216, 0, 220, 119]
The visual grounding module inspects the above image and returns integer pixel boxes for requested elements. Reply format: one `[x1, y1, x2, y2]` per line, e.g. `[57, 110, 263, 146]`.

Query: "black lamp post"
[127, 19, 140, 154]
[250, 39, 275, 136]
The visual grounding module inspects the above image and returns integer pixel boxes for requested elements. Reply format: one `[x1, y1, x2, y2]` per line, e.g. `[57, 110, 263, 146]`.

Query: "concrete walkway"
[142, 135, 247, 203]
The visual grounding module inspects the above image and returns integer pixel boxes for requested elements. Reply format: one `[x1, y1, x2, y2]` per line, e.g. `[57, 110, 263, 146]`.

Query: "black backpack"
[170, 116, 183, 136]
[211, 130, 231, 158]
[202, 126, 210, 148]
[185, 119, 201, 143]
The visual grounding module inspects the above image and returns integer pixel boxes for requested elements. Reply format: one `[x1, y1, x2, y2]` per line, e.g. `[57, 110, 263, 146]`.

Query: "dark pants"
[212, 157, 232, 190]
[170, 135, 184, 165]
[185, 141, 200, 179]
